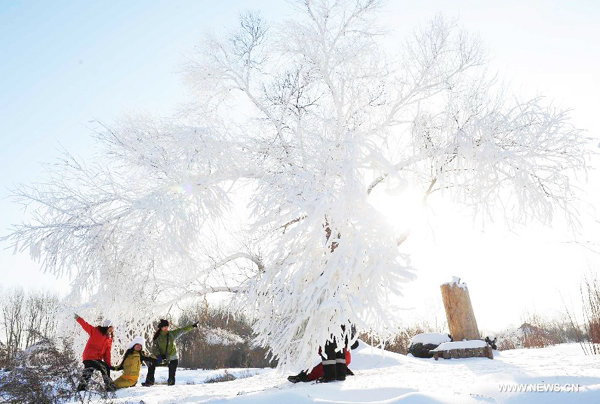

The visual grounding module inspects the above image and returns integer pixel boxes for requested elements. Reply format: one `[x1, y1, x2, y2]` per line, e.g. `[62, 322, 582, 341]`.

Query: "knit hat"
[158, 319, 169, 328]
[126, 336, 146, 350]
[102, 319, 112, 328]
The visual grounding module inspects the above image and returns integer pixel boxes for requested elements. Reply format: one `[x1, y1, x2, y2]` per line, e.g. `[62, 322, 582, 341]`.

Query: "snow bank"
[349, 340, 408, 370]
[410, 333, 452, 346]
[132, 366, 267, 386]
[431, 340, 488, 351]
[73, 342, 600, 404]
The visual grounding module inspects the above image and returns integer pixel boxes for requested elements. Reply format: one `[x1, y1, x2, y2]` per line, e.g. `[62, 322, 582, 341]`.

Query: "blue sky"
[1, 1, 220, 181]
[0, 0, 291, 292]
[1, 0, 599, 330]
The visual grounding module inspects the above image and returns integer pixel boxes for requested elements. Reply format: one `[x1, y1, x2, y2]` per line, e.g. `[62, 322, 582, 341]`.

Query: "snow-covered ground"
[79, 341, 600, 403]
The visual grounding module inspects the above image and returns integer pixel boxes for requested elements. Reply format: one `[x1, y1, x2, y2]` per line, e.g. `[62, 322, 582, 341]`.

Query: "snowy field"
[77, 341, 600, 404]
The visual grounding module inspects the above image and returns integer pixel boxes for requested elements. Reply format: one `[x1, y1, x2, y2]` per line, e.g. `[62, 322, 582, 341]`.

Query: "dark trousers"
[78, 360, 115, 391]
[145, 359, 179, 385]
[322, 340, 346, 382]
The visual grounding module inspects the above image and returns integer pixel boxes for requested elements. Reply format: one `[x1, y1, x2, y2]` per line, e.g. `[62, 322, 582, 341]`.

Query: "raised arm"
[75, 314, 93, 335]
[170, 322, 198, 340]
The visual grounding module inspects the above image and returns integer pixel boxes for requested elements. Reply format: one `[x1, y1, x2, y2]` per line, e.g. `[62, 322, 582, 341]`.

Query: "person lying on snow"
[142, 318, 198, 386]
[113, 336, 156, 389]
[288, 338, 360, 383]
[74, 314, 116, 392]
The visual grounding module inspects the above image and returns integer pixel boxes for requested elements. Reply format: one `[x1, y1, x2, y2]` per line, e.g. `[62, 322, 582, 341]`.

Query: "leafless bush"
[544, 314, 585, 344]
[177, 303, 276, 369]
[0, 288, 25, 367]
[520, 322, 553, 349]
[495, 337, 515, 351]
[360, 322, 440, 355]
[495, 312, 583, 351]
[581, 277, 600, 352]
[0, 288, 60, 368]
[204, 370, 236, 384]
[516, 312, 558, 349]
[0, 341, 8, 369]
[0, 335, 113, 404]
[564, 275, 600, 355]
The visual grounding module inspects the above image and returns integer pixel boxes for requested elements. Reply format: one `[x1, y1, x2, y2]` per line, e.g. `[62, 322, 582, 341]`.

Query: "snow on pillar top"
[442, 276, 468, 290]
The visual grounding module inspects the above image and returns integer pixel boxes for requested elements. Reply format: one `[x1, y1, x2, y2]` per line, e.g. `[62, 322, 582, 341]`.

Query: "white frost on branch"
[201, 327, 245, 346]
[1, 0, 591, 369]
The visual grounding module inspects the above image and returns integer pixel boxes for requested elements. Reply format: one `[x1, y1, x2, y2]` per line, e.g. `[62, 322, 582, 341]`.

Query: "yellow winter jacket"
[114, 350, 154, 389]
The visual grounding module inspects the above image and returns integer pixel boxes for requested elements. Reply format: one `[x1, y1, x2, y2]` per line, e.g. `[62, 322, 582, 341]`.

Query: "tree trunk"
[440, 277, 480, 341]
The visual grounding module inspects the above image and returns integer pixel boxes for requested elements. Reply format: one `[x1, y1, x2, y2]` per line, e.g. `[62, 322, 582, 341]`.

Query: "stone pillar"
[440, 277, 480, 341]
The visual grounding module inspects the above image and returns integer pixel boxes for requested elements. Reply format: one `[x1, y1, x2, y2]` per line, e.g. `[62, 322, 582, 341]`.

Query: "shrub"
[565, 275, 600, 355]
[495, 312, 583, 351]
[0, 336, 113, 404]
[360, 322, 441, 355]
[177, 304, 276, 369]
[204, 370, 237, 384]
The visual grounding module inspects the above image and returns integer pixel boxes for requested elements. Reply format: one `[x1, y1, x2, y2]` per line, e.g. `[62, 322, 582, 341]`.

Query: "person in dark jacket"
[142, 319, 198, 386]
[74, 314, 116, 392]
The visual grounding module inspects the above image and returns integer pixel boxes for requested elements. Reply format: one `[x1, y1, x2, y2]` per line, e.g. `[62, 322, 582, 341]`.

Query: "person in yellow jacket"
[113, 336, 156, 389]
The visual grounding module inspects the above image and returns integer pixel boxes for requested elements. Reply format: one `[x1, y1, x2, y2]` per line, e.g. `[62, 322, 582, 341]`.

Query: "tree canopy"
[2, 0, 590, 369]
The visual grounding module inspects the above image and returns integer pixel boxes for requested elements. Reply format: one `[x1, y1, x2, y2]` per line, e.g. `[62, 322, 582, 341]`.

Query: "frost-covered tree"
[1, 0, 590, 369]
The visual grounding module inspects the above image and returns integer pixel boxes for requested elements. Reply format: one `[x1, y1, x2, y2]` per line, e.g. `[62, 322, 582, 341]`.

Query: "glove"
[74, 314, 79, 320]
[192, 322, 199, 328]
[156, 355, 163, 363]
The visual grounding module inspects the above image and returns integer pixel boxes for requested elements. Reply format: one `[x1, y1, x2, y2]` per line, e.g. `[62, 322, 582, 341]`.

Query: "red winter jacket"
[76, 317, 112, 366]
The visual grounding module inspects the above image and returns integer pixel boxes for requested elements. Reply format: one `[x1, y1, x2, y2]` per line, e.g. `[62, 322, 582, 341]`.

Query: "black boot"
[167, 359, 178, 385]
[321, 341, 337, 382]
[288, 371, 310, 383]
[335, 361, 347, 381]
[335, 349, 346, 381]
[143, 360, 156, 386]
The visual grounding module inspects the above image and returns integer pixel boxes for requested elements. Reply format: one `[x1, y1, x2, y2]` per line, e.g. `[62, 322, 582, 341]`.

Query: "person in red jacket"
[74, 314, 116, 392]
[288, 324, 360, 383]
[288, 340, 359, 383]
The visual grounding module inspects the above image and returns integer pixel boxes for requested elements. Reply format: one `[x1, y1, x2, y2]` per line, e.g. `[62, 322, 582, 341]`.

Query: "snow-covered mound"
[76, 341, 600, 403]
[410, 333, 452, 346]
[408, 332, 452, 358]
[431, 340, 487, 351]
